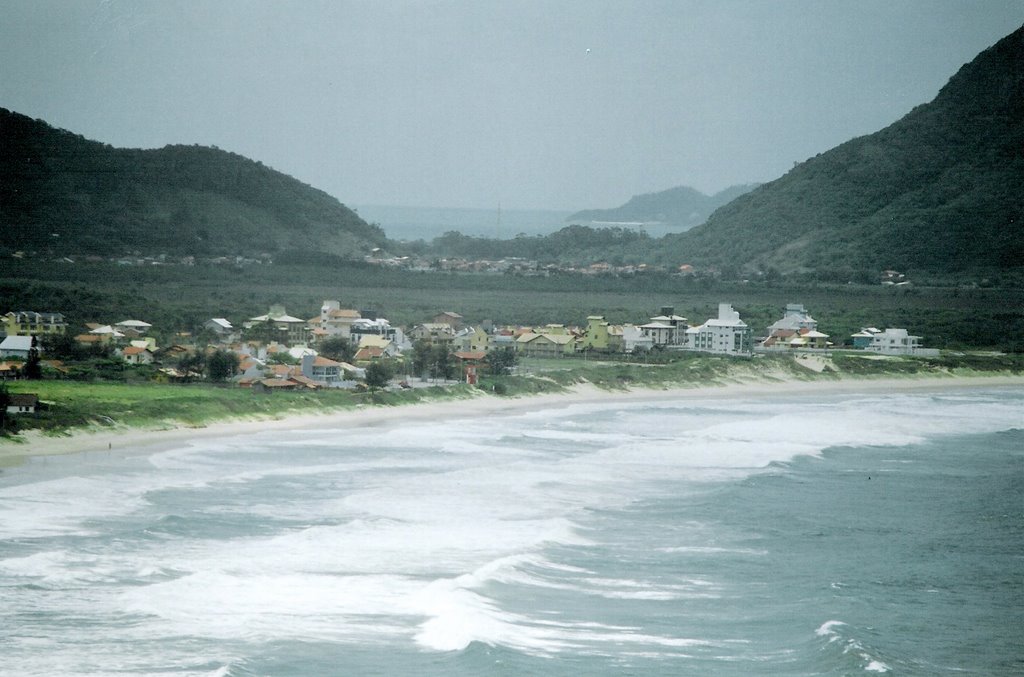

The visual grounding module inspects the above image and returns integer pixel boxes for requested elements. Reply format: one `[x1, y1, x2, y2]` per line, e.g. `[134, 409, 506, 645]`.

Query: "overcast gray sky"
[2, 1, 1023, 211]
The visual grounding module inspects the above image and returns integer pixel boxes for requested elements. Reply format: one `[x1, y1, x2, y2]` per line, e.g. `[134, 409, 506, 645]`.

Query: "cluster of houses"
[0, 302, 939, 393]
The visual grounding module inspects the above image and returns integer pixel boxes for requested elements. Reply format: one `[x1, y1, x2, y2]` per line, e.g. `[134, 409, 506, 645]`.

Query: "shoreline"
[3, 373, 1023, 469]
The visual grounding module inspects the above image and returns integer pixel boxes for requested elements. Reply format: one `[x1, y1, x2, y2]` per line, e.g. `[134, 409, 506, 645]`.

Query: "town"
[1, 301, 937, 411]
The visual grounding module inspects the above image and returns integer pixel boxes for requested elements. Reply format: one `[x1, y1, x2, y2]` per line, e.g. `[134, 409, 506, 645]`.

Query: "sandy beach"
[3, 374, 1023, 468]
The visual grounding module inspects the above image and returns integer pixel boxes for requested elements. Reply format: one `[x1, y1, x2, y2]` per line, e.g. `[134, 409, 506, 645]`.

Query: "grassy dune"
[3, 352, 1020, 441]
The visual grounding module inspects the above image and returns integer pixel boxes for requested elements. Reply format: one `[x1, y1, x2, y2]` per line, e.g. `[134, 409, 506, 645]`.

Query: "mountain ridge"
[659, 25, 1024, 276]
[0, 108, 385, 257]
[567, 184, 758, 231]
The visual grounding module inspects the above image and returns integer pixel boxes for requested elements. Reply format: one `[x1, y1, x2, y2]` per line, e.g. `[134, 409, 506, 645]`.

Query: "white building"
[685, 303, 752, 355]
[640, 306, 688, 347]
[319, 300, 362, 339]
[204, 318, 235, 338]
[0, 335, 34, 359]
[865, 328, 939, 356]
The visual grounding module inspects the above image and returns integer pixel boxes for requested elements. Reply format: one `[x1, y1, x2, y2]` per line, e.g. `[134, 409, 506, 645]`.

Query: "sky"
[2, 1, 1023, 211]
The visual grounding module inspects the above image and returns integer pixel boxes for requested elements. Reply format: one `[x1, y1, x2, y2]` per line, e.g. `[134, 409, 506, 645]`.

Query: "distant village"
[2, 300, 937, 411]
[8, 249, 917, 286]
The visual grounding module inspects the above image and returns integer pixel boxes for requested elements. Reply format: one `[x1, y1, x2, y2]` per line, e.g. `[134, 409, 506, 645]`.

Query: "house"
[357, 334, 400, 357]
[850, 327, 882, 349]
[301, 354, 345, 384]
[766, 304, 818, 335]
[453, 326, 491, 353]
[621, 324, 653, 353]
[204, 318, 236, 339]
[350, 317, 402, 347]
[245, 305, 308, 345]
[865, 328, 939, 356]
[409, 323, 456, 346]
[639, 306, 688, 347]
[319, 301, 362, 339]
[760, 327, 831, 350]
[6, 393, 38, 415]
[684, 303, 752, 356]
[115, 319, 153, 337]
[0, 361, 22, 379]
[286, 374, 322, 390]
[0, 336, 34, 359]
[88, 325, 126, 343]
[516, 332, 576, 357]
[2, 311, 67, 337]
[579, 316, 627, 353]
[121, 346, 154, 365]
[252, 378, 300, 393]
[433, 311, 463, 330]
[353, 346, 385, 364]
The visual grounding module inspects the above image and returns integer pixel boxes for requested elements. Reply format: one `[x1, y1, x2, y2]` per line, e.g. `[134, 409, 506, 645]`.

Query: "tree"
[411, 340, 432, 379]
[319, 336, 354, 363]
[40, 332, 86, 361]
[243, 318, 282, 345]
[0, 381, 9, 432]
[178, 351, 206, 380]
[364, 360, 392, 390]
[431, 344, 455, 380]
[206, 349, 240, 382]
[23, 336, 43, 380]
[485, 347, 517, 376]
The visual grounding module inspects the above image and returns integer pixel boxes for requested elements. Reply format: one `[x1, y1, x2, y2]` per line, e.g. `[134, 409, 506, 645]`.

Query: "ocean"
[1, 387, 1021, 676]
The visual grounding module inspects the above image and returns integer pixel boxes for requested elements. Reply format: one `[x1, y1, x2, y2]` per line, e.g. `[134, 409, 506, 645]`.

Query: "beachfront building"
[850, 327, 882, 349]
[865, 328, 939, 356]
[760, 304, 827, 349]
[5, 393, 38, 415]
[767, 304, 818, 334]
[516, 331, 577, 357]
[684, 303, 752, 356]
[621, 324, 654, 353]
[579, 316, 617, 353]
[639, 306, 688, 348]
[454, 326, 491, 353]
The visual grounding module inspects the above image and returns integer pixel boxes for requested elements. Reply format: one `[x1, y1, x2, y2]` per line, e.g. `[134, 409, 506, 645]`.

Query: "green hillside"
[0, 108, 385, 257]
[567, 184, 757, 231]
[659, 25, 1024, 278]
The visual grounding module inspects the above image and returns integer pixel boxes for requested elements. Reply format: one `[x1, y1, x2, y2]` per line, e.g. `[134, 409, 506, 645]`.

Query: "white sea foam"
[816, 619, 846, 638]
[1, 388, 1020, 671]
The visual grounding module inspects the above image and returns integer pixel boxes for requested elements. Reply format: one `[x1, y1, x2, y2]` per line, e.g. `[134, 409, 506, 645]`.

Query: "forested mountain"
[567, 184, 757, 231]
[0, 108, 385, 257]
[658, 26, 1024, 277]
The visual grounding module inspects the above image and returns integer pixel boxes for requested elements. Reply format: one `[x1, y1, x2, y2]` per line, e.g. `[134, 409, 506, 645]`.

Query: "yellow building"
[2, 311, 67, 337]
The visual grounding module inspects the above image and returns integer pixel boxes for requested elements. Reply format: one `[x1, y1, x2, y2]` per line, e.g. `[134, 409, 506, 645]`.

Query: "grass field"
[4, 352, 1020, 439]
[3, 259, 1023, 350]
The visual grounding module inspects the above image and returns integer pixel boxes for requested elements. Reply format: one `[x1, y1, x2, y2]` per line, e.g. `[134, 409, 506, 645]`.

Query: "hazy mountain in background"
[354, 204, 572, 241]
[660, 25, 1024, 277]
[0, 108, 385, 257]
[566, 184, 758, 231]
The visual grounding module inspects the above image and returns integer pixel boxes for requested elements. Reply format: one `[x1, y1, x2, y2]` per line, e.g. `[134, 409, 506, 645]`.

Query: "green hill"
[0, 108, 385, 257]
[659, 26, 1024, 279]
[567, 184, 757, 231]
